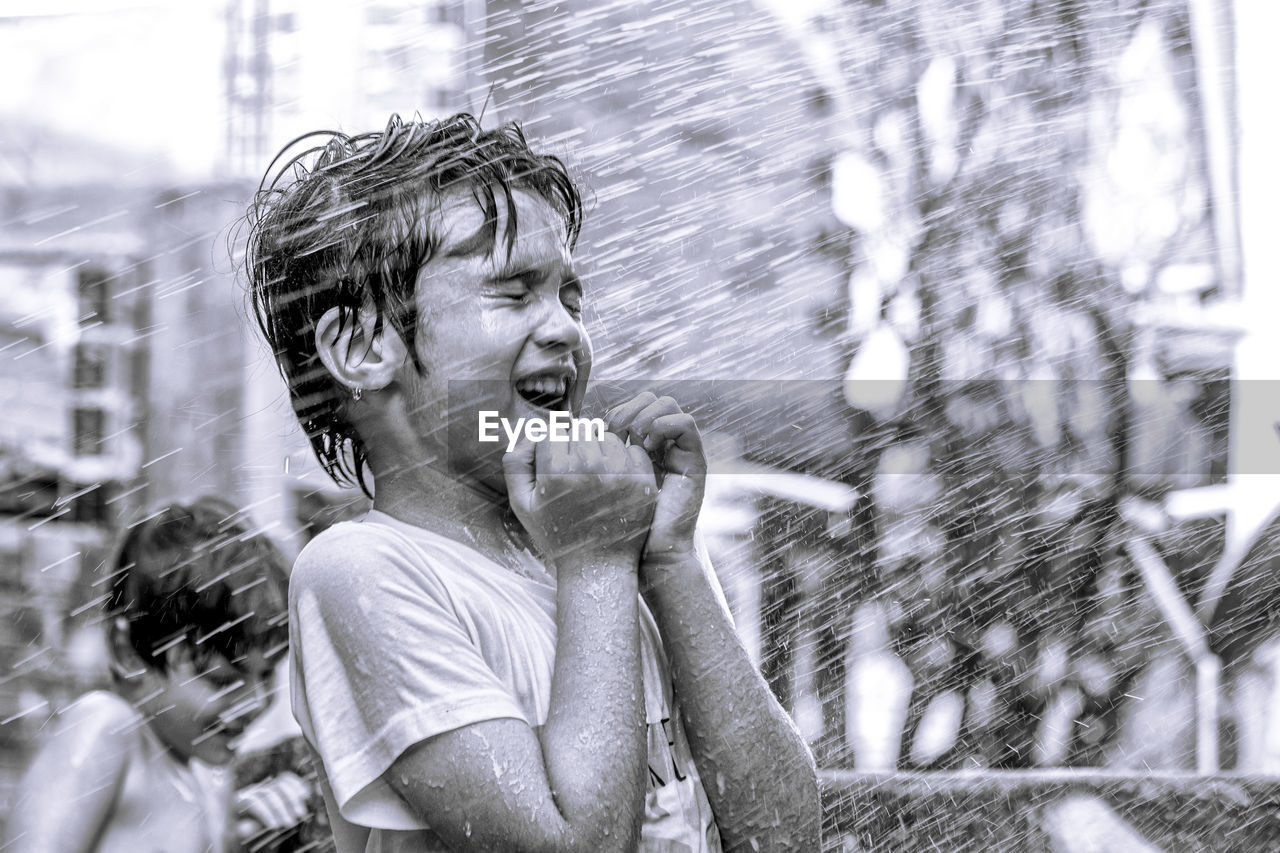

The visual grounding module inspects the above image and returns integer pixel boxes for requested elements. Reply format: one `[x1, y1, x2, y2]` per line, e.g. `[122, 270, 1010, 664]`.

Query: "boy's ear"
[315, 306, 409, 395]
[106, 618, 151, 683]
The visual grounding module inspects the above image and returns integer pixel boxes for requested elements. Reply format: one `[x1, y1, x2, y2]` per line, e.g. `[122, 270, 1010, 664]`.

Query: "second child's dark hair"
[243, 113, 584, 495]
[106, 496, 290, 675]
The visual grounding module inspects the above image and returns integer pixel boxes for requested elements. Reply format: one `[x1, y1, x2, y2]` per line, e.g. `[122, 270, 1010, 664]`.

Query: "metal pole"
[1125, 531, 1220, 772]
[1187, 0, 1242, 297]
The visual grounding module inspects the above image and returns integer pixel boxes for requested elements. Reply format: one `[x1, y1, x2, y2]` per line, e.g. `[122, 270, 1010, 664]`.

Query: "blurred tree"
[812, 0, 1225, 769]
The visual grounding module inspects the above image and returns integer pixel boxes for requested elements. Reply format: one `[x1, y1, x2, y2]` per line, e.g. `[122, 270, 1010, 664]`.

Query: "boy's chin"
[192, 733, 240, 766]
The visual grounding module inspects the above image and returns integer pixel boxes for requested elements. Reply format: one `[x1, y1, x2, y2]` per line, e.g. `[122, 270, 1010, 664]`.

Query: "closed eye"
[196, 664, 246, 700]
[488, 270, 540, 299]
[560, 276, 584, 317]
[489, 280, 532, 301]
[193, 654, 245, 686]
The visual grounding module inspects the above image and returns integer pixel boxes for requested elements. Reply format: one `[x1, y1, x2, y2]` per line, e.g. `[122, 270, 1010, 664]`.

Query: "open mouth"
[514, 373, 572, 411]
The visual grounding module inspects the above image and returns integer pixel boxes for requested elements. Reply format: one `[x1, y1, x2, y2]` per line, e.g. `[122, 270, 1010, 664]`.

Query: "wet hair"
[243, 112, 584, 495]
[106, 496, 290, 676]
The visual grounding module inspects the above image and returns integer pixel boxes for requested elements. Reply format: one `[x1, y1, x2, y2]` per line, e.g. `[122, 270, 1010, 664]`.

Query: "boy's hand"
[233, 771, 310, 842]
[503, 431, 657, 569]
[605, 393, 706, 564]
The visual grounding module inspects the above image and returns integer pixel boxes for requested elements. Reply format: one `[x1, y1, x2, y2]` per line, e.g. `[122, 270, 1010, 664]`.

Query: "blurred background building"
[225, 0, 468, 175]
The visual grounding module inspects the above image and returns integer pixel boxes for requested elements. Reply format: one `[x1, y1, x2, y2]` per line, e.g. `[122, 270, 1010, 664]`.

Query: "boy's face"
[147, 648, 274, 766]
[396, 188, 592, 488]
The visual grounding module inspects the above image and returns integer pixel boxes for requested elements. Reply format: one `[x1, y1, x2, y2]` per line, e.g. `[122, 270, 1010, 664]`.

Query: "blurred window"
[429, 2, 454, 25]
[72, 407, 105, 456]
[72, 344, 107, 390]
[68, 484, 110, 525]
[77, 266, 111, 325]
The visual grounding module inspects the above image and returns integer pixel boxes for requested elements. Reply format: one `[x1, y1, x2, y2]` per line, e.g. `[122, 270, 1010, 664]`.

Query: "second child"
[3, 497, 292, 853]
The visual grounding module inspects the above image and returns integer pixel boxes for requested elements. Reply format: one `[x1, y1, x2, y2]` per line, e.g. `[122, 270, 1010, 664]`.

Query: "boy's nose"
[221, 678, 271, 726]
[532, 295, 583, 352]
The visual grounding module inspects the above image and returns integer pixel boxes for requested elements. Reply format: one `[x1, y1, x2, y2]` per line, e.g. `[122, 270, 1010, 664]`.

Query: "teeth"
[517, 376, 568, 399]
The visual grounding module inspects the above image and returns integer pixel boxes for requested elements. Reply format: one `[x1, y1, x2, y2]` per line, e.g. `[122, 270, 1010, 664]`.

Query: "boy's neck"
[114, 681, 196, 766]
[370, 459, 519, 554]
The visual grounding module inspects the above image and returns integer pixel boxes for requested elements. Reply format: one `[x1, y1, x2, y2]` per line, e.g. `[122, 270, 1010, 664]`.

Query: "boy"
[245, 113, 821, 852]
[3, 497, 293, 853]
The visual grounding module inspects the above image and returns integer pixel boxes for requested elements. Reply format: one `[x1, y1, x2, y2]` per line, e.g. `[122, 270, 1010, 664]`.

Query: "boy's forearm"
[541, 554, 648, 853]
[642, 554, 822, 853]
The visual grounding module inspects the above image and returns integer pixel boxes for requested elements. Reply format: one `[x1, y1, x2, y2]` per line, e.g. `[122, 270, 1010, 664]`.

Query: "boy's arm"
[384, 435, 654, 853]
[643, 551, 822, 852]
[3, 694, 132, 853]
[608, 394, 822, 852]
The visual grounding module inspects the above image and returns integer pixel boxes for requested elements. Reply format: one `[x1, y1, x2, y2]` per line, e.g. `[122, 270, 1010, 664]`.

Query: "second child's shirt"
[290, 510, 723, 853]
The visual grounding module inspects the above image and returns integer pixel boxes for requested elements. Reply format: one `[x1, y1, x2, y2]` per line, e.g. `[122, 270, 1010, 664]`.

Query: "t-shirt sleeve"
[289, 525, 526, 830]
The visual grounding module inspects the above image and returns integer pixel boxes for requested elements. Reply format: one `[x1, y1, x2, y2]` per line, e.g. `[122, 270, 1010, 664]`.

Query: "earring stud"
[352, 386, 363, 402]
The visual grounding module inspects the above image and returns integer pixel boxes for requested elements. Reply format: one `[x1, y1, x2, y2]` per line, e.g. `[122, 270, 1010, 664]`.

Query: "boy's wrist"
[639, 545, 700, 599]
[641, 540, 698, 568]
[553, 545, 642, 578]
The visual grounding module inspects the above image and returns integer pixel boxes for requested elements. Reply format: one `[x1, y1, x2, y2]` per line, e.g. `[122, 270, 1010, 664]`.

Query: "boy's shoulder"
[292, 517, 389, 591]
[64, 689, 142, 729]
[49, 690, 145, 760]
[292, 513, 474, 595]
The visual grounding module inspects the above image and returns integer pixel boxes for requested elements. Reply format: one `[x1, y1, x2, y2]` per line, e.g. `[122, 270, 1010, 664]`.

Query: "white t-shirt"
[290, 510, 723, 853]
